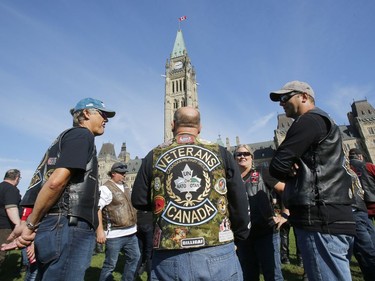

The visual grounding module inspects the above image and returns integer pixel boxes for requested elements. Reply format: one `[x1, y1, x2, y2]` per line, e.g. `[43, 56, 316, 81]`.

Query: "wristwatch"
[26, 218, 40, 231]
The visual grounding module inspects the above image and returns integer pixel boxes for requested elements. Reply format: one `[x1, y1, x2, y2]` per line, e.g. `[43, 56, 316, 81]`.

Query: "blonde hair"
[234, 144, 253, 157]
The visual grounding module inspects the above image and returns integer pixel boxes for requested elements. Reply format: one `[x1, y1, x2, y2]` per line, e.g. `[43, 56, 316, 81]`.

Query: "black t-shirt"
[56, 127, 95, 171]
[0, 181, 21, 229]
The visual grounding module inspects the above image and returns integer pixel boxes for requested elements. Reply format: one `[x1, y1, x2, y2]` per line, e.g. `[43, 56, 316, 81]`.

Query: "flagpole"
[178, 16, 187, 30]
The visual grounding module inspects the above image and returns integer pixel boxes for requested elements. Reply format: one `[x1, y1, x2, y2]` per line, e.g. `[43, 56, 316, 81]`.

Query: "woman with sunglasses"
[234, 144, 284, 281]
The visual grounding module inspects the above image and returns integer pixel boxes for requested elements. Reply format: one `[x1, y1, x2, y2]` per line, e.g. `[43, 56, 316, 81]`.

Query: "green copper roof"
[171, 30, 187, 58]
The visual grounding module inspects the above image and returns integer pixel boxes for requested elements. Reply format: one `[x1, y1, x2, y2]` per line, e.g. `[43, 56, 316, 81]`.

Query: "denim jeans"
[236, 231, 284, 281]
[99, 233, 140, 281]
[351, 210, 375, 281]
[24, 263, 39, 281]
[295, 227, 354, 281]
[34, 215, 95, 281]
[151, 242, 243, 281]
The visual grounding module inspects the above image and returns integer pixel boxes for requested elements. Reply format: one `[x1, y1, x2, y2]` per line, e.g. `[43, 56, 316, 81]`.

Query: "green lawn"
[0, 231, 364, 281]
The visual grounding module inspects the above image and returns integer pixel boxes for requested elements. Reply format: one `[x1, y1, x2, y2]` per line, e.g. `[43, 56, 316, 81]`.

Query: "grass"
[0, 231, 365, 281]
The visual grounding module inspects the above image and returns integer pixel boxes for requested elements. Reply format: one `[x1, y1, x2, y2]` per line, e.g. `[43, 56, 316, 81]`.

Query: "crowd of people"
[0, 81, 375, 281]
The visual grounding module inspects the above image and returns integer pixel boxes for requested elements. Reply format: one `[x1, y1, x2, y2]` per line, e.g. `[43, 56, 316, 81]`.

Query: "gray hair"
[72, 108, 97, 127]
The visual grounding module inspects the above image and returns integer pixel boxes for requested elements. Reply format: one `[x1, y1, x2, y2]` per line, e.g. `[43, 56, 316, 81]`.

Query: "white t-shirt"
[98, 182, 137, 239]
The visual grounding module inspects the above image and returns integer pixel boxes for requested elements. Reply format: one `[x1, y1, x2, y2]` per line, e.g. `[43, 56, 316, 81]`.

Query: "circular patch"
[154, 195, 166, 215]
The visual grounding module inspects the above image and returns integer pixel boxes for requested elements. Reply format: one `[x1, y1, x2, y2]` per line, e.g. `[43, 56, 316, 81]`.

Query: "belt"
[45, 212, 78, 226]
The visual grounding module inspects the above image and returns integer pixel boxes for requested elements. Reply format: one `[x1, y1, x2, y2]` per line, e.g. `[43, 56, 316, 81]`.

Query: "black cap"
[110, 162, 128, 173]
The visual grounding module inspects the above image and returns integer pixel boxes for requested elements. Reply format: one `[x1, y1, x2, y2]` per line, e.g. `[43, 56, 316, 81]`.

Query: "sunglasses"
[95, 109, 108, 119]
[280, 92, 300, 103]
[235, 152, 251, 157]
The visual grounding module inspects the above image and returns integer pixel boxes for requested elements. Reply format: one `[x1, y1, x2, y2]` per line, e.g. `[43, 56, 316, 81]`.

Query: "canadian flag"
[178, 16, 187, 21]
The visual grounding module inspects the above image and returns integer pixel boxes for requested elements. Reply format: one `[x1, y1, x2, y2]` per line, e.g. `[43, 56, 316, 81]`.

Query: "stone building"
[97, 142, 141, 188]
[97, 28, 375, 186]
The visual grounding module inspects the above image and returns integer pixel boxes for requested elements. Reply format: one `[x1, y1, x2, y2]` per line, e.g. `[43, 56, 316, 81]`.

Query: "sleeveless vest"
[350, 159, 375, 204]
[21, 127, 100, 229]
[151, 135, 233, 250]
[283, 108, 353, 207]
[244, 170, 275, 230]
[21, 128, 75, 207]
[102, 180, 137, 230]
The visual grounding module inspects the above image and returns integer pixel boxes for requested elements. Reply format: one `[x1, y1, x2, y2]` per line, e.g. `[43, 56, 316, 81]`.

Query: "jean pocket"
[207, 250, 240, 281]
[34, 217, 62, 263]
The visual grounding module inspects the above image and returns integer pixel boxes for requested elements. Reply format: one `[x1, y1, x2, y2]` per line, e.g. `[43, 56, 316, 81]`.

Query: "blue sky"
[1, 1, 375, 195]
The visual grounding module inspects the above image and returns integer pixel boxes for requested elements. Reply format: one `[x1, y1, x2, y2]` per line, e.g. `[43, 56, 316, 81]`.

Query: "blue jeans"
[34, 215, 95, 281]
[99, 233, 140, 281]
[352, 210, 375, 281]
[295, 227, 354, 281]
[151, 242, 243, 281]
[236, 231, 284, 281]
[25, 262, 39, 281]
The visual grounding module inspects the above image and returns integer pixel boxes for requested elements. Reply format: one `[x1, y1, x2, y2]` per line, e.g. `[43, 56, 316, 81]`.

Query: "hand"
[26, 243, 36, 263]
[1, 240, 18, 251]
[288, 163, 299, 177]
[1, 221, 33, 250]
[96, 230, 107, 244]
[6, 221, 26, 242]
[273, 215, 288, 230]
[16, 227, 36, 248]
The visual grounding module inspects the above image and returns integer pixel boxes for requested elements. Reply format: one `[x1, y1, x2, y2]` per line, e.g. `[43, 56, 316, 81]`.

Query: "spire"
[171, 30, 187, 58]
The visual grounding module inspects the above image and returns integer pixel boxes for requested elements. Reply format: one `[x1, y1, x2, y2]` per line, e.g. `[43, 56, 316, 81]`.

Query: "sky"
[1, 0, 375, 195]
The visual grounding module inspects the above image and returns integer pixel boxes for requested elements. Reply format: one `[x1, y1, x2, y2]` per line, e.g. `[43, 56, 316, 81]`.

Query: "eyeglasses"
[95, 109, 108, 119]
[280, 92, 301, 103]
[235, 152, 251, 157]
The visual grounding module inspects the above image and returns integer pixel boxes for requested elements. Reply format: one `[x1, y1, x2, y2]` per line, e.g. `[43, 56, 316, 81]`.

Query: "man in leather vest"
[9, 98, 116, 281]
[131, 107, 250, 281]
[348, 149, 375, 281]
[96, 162, 140, 281]
[269, 81, 356, 281]
[349, 148, 375, 218]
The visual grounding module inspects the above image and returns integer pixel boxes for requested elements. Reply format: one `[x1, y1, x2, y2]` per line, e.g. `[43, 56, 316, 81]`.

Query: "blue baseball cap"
[70, 98, 116, 118]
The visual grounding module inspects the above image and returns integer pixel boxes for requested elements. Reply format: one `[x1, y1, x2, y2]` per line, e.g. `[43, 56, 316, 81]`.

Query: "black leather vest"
[350, 159, 375, 204]
[284, 108, 353, 207]
[60, 149, 99, 228]
[244, 170, 274, 228]
[21, 128, 74, 207]
[21, 128, 99, 229]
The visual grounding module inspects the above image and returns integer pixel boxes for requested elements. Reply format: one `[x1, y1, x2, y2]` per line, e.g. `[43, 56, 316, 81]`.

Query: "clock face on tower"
[173, 61, 183, 70]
